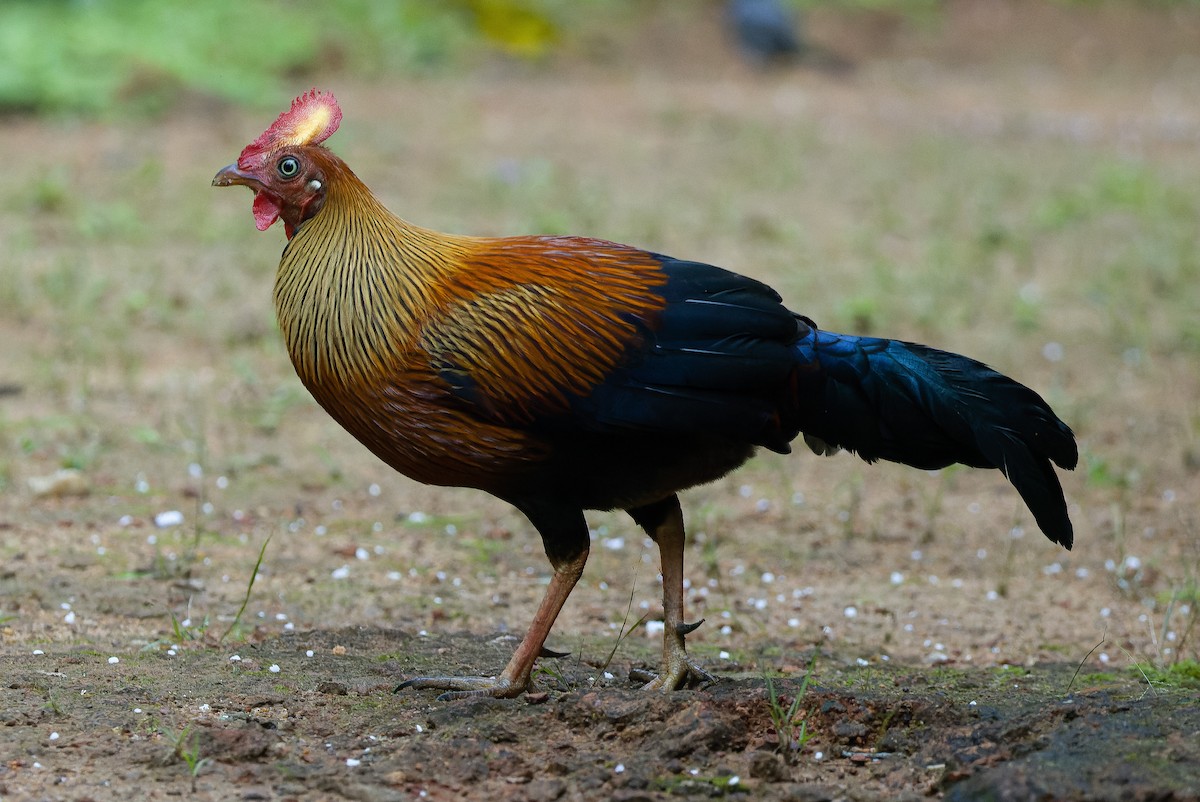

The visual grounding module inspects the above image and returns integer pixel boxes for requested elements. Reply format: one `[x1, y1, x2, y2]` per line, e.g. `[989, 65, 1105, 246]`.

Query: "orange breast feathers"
[419, 236, 670, 426]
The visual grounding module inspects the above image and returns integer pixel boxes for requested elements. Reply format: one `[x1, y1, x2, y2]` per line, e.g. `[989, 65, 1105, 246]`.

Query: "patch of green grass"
[0, 0, 475, 115]
[220, 532, 273, 642]
[653, 772, 747, 797]
[161, 725, 212, 792]
[1138, 660, 1200, 691]
[765, 656, 817, 764]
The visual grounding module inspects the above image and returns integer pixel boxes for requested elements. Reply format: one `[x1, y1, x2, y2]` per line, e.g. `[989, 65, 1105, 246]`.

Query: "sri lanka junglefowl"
[213, 90, 1077, 700]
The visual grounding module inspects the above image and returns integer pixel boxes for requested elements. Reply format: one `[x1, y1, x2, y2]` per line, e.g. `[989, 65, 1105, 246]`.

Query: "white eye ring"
[307, 179, 322, 192]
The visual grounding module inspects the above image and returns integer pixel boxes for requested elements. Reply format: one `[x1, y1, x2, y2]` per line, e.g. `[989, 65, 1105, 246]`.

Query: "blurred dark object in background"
[726, 0, 803, 66]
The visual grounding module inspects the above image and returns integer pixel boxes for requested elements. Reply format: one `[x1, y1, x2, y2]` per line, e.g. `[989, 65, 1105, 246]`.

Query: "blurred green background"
[0, 0, 949, 115]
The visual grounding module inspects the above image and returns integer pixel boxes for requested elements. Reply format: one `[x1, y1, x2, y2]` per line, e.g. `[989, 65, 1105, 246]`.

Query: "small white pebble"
[64, 611, 76, 625]
[49, 732, 59, 741]
[355, 547, 370, 561]
[415, 724, 424, 733]
[154, 510, 184, 528]
[1100, 607, 1111, 618]
[407, 511, 428, 524]
[306, 650, 314, 657]
[601, 537, 625, 551]
[229, 654, 242, 662]
[856, 657, 869, 666]
[198, 703, 211, 712]
[1042, 341, 1064, 362]
[331, 565, 351, 580]
[911, 550, 923, 561]
[719, 650, 731, 660]
[968, 700, 977, 707]
[1123, 555, 1142, 571]
[33, 649, 44, 656]
[844, 606, 858, 618]
[269, 664, 281, 673]
[107, 656, 119, 665]
[761, 571, 775, 584]
[645, 620, 665, 635]
[787, 618, 800, 628]
[368, 483, 381, 497]
[1099, 653, 1110, 664]
[346, 758, 361, 767]
[890, 572, 904, 585]
[729, 775, 741, 786]
[814, 751, 824, 761]
[986, 590, 999, 601]
[614, 764, 625, 773]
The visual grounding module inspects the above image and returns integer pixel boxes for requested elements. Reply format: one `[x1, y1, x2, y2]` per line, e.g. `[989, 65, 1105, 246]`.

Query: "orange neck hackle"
[271, 146, 474, 386]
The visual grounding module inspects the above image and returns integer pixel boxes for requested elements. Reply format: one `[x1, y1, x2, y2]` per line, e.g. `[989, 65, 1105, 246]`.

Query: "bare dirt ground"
[2, 2, 1199, 800]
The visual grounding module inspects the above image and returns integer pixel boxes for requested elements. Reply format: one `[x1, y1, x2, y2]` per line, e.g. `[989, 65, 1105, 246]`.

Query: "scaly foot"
[395, 674, 529, 701]
[629, 619, 716, 691]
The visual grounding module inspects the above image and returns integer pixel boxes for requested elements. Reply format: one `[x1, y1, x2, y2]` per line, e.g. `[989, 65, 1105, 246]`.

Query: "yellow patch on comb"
[238, 89, 343, 168]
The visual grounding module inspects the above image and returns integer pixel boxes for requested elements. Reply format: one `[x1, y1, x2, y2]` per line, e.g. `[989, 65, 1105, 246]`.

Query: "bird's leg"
[397, 504, 588, 701]
[629, 495, 716, 691]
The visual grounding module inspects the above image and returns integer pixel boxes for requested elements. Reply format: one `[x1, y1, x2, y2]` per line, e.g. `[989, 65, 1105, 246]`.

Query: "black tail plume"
[794, 330, 1078, 548]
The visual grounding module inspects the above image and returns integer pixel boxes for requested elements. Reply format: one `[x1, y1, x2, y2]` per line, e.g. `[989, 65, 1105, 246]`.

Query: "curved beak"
[212, 163, 260, 189]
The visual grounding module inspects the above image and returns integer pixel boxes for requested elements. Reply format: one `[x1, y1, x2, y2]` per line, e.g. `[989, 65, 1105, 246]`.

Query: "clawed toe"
[395, 674, 527, 700]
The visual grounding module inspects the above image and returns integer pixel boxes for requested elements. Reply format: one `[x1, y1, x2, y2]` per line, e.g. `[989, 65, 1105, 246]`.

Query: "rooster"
[214, 90, 1077, 699]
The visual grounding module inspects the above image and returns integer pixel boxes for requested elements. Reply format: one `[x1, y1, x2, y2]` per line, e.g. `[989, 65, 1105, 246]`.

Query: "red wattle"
[252, 192, 282, 231]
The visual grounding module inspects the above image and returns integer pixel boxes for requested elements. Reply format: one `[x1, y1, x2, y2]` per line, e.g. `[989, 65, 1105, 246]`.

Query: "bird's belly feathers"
[299, 367, 552, 493]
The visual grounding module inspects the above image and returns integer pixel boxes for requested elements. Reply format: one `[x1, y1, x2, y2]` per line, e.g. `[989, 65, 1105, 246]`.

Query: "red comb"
[238, 89, 343, 169]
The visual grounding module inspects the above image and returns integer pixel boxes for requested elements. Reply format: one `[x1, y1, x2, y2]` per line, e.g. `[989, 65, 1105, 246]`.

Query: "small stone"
[28, 469, 89, 499]
[748, 750, 787, 781]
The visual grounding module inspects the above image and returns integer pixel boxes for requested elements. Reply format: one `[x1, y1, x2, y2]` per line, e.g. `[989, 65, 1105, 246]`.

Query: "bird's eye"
[277, 156, 300, 178]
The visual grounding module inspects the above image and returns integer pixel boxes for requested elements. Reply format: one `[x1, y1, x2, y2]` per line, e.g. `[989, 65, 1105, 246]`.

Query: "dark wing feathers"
[560, 258, 807, 451]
